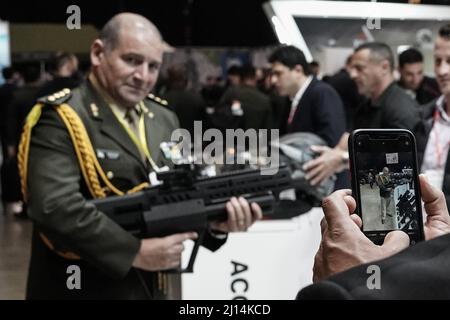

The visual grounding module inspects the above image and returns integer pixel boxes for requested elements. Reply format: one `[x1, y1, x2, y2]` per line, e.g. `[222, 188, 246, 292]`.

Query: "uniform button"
[63, 88, 71, 94]
[106, 171, 114, 179]
[48, 96, 56, 102]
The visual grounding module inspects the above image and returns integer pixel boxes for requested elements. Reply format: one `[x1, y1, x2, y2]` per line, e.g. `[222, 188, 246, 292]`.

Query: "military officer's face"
[92, 27, 164, 107]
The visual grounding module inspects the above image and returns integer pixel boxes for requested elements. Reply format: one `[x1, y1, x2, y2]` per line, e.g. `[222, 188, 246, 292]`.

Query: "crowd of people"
[0, 12, 449, 299]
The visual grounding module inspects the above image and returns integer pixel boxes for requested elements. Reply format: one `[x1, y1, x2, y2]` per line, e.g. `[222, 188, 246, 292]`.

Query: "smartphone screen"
[349, 130, 424, 245]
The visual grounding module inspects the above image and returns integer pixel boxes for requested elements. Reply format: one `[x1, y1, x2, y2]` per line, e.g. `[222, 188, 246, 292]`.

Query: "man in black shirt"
[351, 42, 420, 131]
[304, 42, 421, 186]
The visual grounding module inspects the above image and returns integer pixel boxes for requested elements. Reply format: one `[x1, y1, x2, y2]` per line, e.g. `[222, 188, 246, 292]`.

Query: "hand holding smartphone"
[348, 129, 425, 245]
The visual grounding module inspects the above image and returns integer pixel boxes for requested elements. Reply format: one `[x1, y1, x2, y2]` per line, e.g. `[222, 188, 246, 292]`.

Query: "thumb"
[380, 230, 409, 257]
[321, 189, 353, 230]
[419, 174, 449, 218]
[350, 214, 363, 228]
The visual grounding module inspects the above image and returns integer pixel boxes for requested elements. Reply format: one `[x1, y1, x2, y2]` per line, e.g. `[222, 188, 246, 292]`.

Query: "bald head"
[91, 12, 165, 108]
[100, 13, 162, 52]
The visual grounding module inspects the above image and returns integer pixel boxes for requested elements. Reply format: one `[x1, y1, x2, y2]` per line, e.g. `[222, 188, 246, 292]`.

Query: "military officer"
[22, 13, 262, 299]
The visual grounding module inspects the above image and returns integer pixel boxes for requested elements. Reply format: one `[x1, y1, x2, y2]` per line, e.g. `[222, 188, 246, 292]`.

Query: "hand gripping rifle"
[89, 164, 314, 272]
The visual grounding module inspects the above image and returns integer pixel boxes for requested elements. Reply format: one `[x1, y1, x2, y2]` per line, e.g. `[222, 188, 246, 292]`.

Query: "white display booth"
[181, 207, 323, 300]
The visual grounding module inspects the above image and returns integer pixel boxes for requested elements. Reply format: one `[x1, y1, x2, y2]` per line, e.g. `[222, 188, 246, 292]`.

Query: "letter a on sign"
[366, 265, 381, 290]
[66, 265, 81, 290]
[66, 5, 81, 30]
[231, 261, 248, 276]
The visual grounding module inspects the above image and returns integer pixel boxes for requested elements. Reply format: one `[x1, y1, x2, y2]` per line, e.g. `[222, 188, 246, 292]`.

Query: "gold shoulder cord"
[18, 103, 149, 260]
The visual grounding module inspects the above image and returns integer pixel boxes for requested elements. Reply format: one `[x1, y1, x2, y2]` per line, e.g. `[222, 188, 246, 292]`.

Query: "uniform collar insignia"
[90, 103, 99, 117]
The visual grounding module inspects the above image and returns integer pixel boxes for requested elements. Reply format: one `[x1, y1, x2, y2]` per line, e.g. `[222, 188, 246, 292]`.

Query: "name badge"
[96, 149, 120, 160]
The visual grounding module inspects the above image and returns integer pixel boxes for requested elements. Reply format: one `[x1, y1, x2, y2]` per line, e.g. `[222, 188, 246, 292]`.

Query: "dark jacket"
[286, 77, 346, 148]
[353, 82, 420, 132]
[7, 84, 42, 147]
[327, 68, 364, 131]
[0, 82, 17, 154]
[219, 84, 273, 130]
[297, 232, 450, 299]
[36, 75, 83, 99]
[162, 88, 206, 137]
[414, 98, 450, 210]
[398, 76, 441, 106]
[25, 81, 226, 299]
[377, 174, 393, 198]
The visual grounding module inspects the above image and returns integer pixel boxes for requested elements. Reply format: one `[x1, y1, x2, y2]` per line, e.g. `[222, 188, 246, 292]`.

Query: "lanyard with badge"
[112, 102, 168, 185]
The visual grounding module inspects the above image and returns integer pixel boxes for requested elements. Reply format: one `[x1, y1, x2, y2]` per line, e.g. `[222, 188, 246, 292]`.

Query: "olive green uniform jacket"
[25, 81, 226, 299]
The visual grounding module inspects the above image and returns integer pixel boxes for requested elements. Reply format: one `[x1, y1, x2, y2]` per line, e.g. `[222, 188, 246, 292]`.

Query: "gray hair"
[355, 42, 395, 71]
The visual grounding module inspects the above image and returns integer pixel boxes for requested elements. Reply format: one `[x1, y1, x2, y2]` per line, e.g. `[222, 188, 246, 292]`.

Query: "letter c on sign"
[231, 278, 248, 293]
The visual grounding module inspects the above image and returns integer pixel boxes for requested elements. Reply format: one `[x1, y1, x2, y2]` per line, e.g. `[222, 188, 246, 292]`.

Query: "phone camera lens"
[405, 141, 410, 146]
[358, 141, 362, 146]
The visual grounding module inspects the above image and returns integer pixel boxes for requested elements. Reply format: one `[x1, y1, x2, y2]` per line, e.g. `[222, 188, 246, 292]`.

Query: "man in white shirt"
[416, 24, 450, 210]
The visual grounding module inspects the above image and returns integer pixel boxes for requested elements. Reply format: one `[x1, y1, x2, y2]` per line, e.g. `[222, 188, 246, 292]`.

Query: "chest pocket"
[96, 147, 148, 190]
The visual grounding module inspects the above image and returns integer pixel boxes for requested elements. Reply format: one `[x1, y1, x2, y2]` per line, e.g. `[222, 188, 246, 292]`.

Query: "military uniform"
[218, 85, 273, 131]
[24, 79, 226, 299]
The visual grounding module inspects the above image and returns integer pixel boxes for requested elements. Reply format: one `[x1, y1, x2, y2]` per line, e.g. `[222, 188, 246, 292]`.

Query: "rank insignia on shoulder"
[147, 93, 169, 106]
[38, 88, 72, 105]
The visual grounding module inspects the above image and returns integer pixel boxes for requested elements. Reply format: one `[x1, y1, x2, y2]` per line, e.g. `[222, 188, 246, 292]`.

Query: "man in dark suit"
[268, 45, 347, 189]
[296, 174, 450, 299]
[23, 13, 262, 300]
[268, 45, 346, 147]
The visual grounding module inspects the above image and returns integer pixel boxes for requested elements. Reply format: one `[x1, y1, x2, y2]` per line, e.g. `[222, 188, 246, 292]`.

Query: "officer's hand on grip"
[132, 232, 198, 271]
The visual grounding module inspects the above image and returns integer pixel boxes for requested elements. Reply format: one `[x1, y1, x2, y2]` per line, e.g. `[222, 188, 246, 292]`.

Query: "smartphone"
[348, 129, 424, 245]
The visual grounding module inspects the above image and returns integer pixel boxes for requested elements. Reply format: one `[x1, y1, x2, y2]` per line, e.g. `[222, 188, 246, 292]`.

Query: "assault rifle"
[90, 164, 314, 272]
